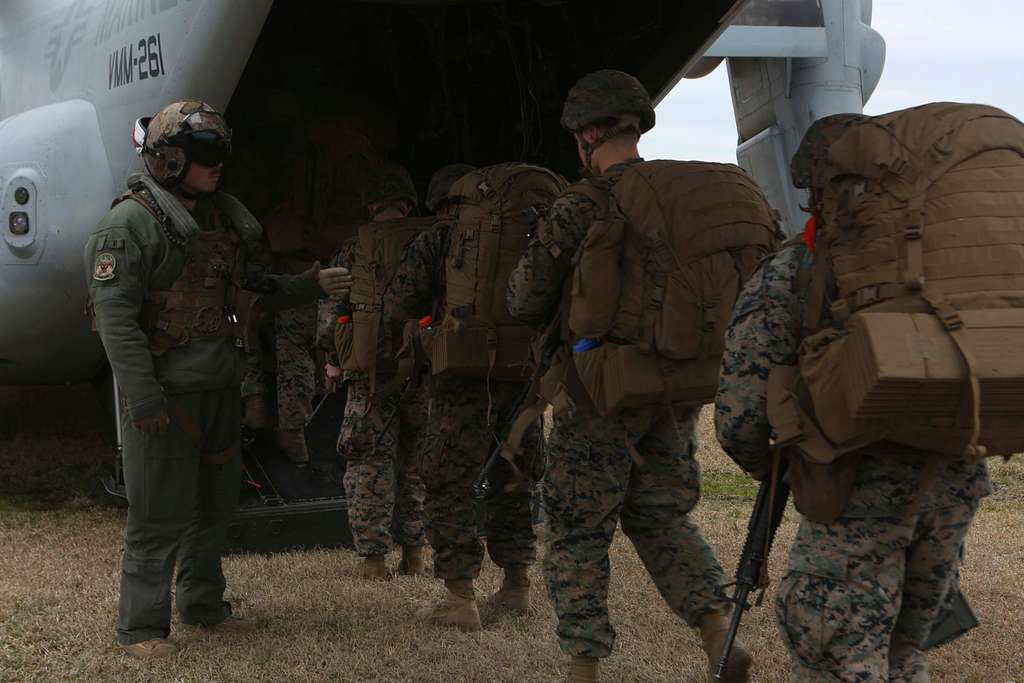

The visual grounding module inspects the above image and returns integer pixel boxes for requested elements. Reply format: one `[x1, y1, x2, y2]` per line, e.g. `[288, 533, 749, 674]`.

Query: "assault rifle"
[474, 310, 564, 496]
[371, 376, 413, 455]
[714, 457, 791, 680]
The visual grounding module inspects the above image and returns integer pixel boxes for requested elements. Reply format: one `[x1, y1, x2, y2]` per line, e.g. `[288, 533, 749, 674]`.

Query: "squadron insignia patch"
[93, 252, 117, 281]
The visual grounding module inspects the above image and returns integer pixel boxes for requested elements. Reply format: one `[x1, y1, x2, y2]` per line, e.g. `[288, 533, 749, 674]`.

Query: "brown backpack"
[569, 160, 781, 414]
[430, 163, 566, 381]
[339, 216, 436, 390]
[800, 102, 1024, 458]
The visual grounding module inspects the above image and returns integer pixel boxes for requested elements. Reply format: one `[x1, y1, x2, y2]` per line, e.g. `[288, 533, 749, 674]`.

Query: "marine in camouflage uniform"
[273, 293, 317, 436]
[317, 164, 427, 577]
[85, 101, 351, 660]
[234, 110, 332, 461]
[382, 162, 540, 632]
[507, 71, 747, 683]
[714, 117, 991, 682]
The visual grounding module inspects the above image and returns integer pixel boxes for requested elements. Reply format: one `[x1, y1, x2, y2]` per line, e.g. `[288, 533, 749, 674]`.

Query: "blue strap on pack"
[573, 338, 602, 353]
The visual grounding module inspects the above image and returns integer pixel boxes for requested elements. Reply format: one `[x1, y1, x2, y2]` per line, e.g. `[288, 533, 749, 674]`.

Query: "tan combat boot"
[414, 579, 482, 632]
[398, 545, 427, 576]
[359, 555, 388, 580]
[202, 614, 258, 635]
[277, 429, 309, 464]
[699, 613, 752, 683]
[566, 655, 599, 682]
[483, 565, 530, 613]
[243, 394, 272, 430]
[119, 638, 178, 660]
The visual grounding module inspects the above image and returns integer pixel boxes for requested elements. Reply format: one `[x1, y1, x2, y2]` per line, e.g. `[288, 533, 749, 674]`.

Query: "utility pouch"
[347, 309, 382, 374]
[234, 289, 262, 353]
[573, 343, 719, 416]
[334, 316, 355, 368]
[568, 218, 624, 338]
[655, 251, 740, 361]
[430, 321, 533, 382]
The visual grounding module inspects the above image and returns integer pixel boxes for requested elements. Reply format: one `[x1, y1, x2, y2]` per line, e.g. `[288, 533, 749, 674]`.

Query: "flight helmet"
[426, 163, 475, 213]
[139, 100, 232, 187]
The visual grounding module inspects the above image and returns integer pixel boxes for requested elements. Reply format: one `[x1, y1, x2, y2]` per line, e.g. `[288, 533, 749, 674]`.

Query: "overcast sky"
[640, 0, 1024, 163]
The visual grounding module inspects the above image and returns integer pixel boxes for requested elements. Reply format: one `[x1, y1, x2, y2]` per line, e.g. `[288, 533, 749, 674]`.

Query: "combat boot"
[359, 555, 388, 580]
[201, 614, 258, 635]
[414, 579, 482, 632]
[243, 394, 272, 430]
[277, 429, 309, 464]
[698, 612, 752, 682]
[398, 545, 427, 576]
[566, 655, 599, 682]
[483, 565, 530, 613]
[119, 638, 178, 660]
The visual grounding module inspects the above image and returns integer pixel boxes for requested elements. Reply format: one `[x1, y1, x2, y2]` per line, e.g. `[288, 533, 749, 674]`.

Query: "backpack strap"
[539, 177, 612, 261]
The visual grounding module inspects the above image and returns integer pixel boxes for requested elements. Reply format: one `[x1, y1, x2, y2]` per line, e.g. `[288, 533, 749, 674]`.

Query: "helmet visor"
[184, 133, 232, 167]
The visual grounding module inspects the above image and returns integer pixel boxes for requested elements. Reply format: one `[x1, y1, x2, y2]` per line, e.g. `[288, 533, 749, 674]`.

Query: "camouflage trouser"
[274, 306, 317, 431]
[777, 501, 978, 682]
[543, 403, 729, 658]
[339, 377, 427, 557]
[240, 348, 266, 399]
[422, 377, 539, 580]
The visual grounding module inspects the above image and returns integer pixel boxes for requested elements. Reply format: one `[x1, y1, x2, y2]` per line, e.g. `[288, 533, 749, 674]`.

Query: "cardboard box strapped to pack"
[428, 323, 533, 382]
[842, 310, 1024, 419]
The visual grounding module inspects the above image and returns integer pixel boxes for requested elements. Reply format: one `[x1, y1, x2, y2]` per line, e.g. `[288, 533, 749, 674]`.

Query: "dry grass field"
[2, 391, 1022, 682]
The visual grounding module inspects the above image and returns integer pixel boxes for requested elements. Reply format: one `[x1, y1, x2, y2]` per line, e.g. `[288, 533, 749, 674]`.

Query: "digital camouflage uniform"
[714, 240, 992, 682]
[318, 241, 427, 558]
[273, 305, 317, 430]
[383, 223, 539, 580]
[87, 195, 325, 645]
[238, 280, 317, 433]
[506, 159, 732, 659]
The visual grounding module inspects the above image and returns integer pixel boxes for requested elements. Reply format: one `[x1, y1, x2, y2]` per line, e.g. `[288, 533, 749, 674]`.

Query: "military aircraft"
[0, 0, 882, 550]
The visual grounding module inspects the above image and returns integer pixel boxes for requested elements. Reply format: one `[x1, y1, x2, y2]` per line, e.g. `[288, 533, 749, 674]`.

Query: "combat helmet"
[426, 163, 475, 213]
[138, 100, 232, 187]
[363, 162, 418, 212]
[791, 113, 866, 190]
[561, 69, 655, 136]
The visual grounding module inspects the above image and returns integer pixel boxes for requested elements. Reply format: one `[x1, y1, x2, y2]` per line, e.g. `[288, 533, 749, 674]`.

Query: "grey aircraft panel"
[0, 0, 271, 384]
[687, 0, 885, 235]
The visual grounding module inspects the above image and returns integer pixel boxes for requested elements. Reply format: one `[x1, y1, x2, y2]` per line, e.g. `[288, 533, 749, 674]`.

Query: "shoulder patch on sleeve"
[93, 252, 117, 281]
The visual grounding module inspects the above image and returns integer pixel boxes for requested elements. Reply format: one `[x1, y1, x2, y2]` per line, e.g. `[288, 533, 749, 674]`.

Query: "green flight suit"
[85, 194, 323, 645]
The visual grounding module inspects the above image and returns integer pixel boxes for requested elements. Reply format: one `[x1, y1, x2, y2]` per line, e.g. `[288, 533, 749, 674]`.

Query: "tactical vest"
[93, 188, 259, 356]
[569, 160, 781, 415]
[338, 216, 435, 385]
[795, 102, 1024, 459]
[141, 198, 258, 355]
[430, 163, 566, 381]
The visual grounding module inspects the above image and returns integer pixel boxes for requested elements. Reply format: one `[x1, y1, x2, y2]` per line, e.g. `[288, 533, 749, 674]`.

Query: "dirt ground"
[1, 397, 1022, 682]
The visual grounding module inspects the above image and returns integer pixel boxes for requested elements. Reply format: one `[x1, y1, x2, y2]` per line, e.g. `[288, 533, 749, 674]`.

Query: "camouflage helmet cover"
[790, 113, 866, 189]
[364, 162, 418, 209]
[426, 163, 475, 212]
[143, 100, 231, 186]
[561, 69, 655, 135]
